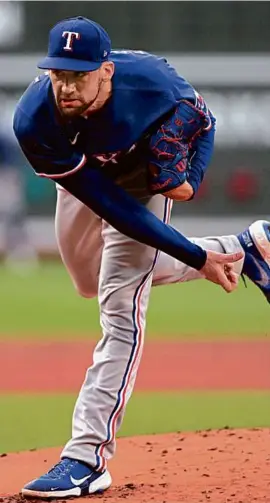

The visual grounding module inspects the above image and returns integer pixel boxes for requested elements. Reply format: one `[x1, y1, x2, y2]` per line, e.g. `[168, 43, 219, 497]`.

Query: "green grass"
[1, 391, 270, 453]
[0, 262, 268, 340]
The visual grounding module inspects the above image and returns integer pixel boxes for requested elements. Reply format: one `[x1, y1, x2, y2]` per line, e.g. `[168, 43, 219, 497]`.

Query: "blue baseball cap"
[38, 16, 111, 72]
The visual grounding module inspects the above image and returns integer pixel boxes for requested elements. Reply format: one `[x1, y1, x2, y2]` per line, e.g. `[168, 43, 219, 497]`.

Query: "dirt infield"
[0, 339, 270, 391]
[1, 339, 270, 501]
[1, 429, 269, 502]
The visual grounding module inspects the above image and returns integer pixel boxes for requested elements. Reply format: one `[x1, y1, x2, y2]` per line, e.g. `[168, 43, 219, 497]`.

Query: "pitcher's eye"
[51, 70, 62, 78]
[76, 72, 87, 78]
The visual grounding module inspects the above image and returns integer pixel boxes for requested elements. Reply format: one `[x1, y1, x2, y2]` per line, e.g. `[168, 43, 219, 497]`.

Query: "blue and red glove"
[148, 98, 213, 195]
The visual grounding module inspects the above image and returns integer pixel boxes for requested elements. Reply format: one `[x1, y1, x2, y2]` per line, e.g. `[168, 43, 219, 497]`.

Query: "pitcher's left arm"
[148, 96, 216, 201]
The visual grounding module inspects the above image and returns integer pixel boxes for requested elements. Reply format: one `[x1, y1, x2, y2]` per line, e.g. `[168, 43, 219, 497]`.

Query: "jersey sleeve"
[13, 105, 87, 179]
[13, 102, 207, 271]
[187, 115, 216, 195]
[186, 91, 216, 196]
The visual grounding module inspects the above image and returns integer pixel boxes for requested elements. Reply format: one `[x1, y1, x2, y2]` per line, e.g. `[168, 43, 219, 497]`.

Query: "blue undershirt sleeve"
[13, 107, 207, 270]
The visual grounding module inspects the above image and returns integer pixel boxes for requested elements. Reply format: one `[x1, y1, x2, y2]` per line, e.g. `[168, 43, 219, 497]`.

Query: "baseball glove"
[148, 99, 210, 195]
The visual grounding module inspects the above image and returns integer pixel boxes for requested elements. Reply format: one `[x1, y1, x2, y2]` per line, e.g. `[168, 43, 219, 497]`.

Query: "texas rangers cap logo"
[37, 16, 112, 72]
[62, 31, 80, 51]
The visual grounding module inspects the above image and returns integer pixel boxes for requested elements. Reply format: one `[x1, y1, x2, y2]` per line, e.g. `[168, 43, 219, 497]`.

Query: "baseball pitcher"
[13, 16, 270, 499]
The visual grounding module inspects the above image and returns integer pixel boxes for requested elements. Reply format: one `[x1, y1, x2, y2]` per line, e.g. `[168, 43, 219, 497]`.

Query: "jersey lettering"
[93, 144, 137, 167]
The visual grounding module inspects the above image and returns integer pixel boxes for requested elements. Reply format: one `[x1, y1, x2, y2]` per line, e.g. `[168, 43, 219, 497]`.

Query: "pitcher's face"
[50, 62, 114, 117]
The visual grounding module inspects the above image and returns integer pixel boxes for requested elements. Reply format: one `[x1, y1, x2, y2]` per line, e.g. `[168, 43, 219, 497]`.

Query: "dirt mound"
[1, 428, 269, 503]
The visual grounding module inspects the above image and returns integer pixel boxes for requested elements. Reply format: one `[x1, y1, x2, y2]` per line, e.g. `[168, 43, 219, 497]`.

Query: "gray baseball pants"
[55, 184, 244, 471]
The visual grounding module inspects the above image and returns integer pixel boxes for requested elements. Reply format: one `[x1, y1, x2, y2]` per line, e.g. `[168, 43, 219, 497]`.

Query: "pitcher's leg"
[55, 186, 103, 298]
[62, 196, 171, 469]
[153, 234, 244, 286]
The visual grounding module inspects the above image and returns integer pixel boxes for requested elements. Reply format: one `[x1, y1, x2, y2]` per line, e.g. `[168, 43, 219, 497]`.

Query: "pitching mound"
[1, 428, 269, 503]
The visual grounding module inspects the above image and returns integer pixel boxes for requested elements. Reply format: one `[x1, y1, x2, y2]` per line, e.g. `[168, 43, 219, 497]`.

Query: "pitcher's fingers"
[221, 266, 240, 292]
[224, 265, 238, 284]
[228, 270, 239, 286]
[220, 272, 234, 293]
[220, 251, 244, 264]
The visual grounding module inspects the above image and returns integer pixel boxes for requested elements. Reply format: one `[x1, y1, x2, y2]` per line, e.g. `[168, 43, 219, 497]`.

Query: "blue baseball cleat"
[21, 457, 112, 499]
[238, 220, 270, 303]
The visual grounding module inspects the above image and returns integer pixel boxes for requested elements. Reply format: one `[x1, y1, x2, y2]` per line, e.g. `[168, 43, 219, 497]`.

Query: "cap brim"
[37, 56, 102, 72]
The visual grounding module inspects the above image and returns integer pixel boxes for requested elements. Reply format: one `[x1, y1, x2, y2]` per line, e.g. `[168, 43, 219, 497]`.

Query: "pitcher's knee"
[73, 278, 98, 299]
